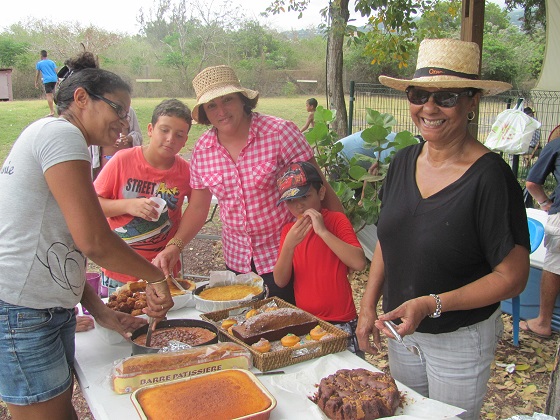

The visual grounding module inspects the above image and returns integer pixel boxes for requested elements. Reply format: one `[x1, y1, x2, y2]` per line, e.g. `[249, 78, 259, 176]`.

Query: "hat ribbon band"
[413, 67, 479, 80]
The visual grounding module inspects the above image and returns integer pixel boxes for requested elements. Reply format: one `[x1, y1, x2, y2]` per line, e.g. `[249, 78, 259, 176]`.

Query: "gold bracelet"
[166, 237, 185, 252]
[148, 277, 167, 285]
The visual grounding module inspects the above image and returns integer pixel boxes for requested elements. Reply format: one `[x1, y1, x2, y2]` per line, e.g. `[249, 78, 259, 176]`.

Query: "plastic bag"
[485, 102, 541, 155]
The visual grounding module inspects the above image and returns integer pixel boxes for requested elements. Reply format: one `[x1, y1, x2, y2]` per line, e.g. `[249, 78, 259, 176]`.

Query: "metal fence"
[348, 82, 560, 190]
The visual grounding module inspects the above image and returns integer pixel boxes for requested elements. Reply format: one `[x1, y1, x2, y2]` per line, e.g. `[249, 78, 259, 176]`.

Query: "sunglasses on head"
[405, 87, 476, 108]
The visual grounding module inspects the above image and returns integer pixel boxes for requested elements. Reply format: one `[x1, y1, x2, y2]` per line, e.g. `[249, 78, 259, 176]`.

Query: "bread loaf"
[231, 307, 317, 345]
[112, 342, 252, 394]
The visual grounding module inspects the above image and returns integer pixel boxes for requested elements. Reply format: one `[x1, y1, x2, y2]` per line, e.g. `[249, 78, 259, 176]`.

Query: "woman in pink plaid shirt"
[153, 65, 343, 303]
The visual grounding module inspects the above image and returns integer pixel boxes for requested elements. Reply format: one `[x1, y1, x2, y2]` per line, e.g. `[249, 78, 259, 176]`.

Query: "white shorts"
[543, 212, 560, 275]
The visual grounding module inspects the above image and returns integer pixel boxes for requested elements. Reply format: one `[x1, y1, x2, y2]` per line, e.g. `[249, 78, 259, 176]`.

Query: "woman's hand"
[376, 296, 433, 337]
[356, 307, 382, 355]
[93, 306, 148, 339]
[127, 198, 159, 221]
[144, 281, 174, 320]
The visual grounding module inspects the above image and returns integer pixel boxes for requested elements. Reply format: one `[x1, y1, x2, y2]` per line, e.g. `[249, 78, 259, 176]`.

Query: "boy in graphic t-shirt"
[94, 99, 192, 293]
[274, 162, 367, 356]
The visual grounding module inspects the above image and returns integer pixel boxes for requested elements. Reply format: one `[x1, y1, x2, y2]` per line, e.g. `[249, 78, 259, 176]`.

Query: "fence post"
[347, 81, 355, 136]
[510, 97, 524, 178]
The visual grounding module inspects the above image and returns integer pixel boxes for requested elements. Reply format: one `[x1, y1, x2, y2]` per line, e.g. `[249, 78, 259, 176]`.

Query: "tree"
[0, 37, 29, 68]
[265, 0, 543, 138]
[505, 0, 546, 33]
[138, 0, 243, 94]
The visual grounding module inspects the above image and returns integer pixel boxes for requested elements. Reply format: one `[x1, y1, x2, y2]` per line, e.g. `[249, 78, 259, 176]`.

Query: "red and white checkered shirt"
[190, 113, 314, 274]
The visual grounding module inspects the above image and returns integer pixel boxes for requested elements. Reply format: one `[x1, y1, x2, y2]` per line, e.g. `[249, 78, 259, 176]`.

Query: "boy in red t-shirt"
[94, 99, 192, 294]
[274, 161, 366, 356]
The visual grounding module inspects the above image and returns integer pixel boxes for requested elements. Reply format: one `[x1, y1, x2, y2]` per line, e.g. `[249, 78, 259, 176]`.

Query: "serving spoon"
[383, 320, 423, 363]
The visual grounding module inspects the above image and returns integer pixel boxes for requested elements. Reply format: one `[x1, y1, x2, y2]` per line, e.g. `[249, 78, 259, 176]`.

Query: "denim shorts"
[0, 299, 76, 405]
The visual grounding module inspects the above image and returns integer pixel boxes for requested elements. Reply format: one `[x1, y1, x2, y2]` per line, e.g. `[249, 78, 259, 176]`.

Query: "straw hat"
[191, 65, 259, 121]
[378, 38, 512, 96]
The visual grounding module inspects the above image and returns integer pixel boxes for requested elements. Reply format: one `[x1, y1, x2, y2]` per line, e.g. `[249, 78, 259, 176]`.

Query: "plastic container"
[86, 272, 101, 295]
[501, 208, 560, 332]
[83, 272, 101, 314]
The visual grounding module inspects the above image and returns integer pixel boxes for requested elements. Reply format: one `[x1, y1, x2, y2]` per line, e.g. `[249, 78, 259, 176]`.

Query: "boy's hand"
[285, 216, 312, 248]
[128, 198, 160, 221]
[303, 208, 327, 236]
[152, 247, 180, 277]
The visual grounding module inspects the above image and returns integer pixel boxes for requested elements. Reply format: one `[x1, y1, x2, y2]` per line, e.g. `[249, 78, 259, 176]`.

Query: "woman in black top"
[356, 39, 530, 420]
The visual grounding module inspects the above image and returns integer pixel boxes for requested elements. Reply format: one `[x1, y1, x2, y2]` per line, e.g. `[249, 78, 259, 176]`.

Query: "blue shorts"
[0, 300, 76, 405]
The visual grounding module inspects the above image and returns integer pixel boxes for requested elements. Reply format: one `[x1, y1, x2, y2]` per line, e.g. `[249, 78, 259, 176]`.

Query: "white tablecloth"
[74, 305, 465, 419]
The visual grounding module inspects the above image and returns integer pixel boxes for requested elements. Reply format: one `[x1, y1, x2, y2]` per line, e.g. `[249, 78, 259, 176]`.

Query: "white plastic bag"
[485, 102, 541, 155]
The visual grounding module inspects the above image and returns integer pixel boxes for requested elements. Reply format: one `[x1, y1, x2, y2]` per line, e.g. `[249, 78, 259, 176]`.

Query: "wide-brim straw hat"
[379, 38, 512, 96]
[191, 65, 259, 121]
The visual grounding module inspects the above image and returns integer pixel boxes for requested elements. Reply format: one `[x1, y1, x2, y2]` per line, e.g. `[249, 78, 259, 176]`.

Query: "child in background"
[274, 161, 367, 356]
[300, 97, 318, 132]
[94, 99, 192, 294]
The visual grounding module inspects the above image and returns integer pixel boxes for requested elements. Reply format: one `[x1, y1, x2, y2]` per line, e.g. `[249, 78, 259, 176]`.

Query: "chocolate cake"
[311, 368, 400, 419]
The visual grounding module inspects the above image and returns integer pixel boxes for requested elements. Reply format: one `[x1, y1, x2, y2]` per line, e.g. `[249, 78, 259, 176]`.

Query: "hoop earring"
[467, 111, 475, 121]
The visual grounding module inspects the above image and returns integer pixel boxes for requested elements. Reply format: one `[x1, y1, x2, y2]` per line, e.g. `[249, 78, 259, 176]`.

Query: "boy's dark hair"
[151, 99, 192, 128]
[54, 51, 131, 114]
[196, 92, 258, 126]
[524, 107, 535, 116]
[307, 98, 318, 108]
[40, 50, 47, 58]
[309, 181, 323, 193]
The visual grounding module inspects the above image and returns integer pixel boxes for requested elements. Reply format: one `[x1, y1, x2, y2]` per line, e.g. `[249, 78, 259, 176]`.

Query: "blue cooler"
[501, 208, 560, 333]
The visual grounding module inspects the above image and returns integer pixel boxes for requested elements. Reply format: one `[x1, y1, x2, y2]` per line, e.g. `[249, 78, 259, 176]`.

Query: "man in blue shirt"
[35, 50, 57, 117]
[522, 135, 560, 338]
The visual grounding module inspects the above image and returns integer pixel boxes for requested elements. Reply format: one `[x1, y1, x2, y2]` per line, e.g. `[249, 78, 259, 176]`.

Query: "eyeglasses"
[88, 92, 128, 120]
[405, 88, 475, 108]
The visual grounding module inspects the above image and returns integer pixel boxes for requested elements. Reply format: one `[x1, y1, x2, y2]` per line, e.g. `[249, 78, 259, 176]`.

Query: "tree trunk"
[326, 0, 350, 139]
[546, 337, 560, 417]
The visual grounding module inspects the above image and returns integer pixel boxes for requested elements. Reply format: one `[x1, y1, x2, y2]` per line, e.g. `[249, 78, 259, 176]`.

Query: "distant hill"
[507, 8, 525, 28]
[280, 6, 526, 38]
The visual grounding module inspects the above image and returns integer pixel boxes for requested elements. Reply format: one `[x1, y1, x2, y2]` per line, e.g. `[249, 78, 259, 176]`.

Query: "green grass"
[0, 96, 315, 164]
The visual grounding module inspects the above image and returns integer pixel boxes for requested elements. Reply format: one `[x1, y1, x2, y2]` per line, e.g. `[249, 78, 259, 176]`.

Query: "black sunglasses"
[405, 88, 475, 108]
[88, 92, 128, 120]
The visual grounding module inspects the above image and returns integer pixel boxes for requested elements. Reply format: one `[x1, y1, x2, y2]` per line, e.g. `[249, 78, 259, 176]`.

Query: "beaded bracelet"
[165, 237, 185, 252]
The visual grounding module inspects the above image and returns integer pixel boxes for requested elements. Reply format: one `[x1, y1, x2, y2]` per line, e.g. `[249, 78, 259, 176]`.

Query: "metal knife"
[145, 316, 156, 347]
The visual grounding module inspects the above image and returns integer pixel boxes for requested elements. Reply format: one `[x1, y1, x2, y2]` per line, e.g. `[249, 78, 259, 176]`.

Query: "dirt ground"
[0, 218, 557, 419]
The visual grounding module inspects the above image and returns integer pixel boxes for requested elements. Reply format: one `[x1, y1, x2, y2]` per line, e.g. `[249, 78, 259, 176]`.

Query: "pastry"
[198, 284, 262, 301]
[221, 319, 237, 330]
[251, 338, 271, 353]
[136, 369, 273, 420]
[133, 326, 216, 348]
[310, 325, 327, 341]
[311, 369, 401, 420]
[245, 309, 259, 319]
[280, 333, 300, 347]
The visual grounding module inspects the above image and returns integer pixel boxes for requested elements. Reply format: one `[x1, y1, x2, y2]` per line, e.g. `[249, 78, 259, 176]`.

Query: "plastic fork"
[384, 320, 424, 363]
